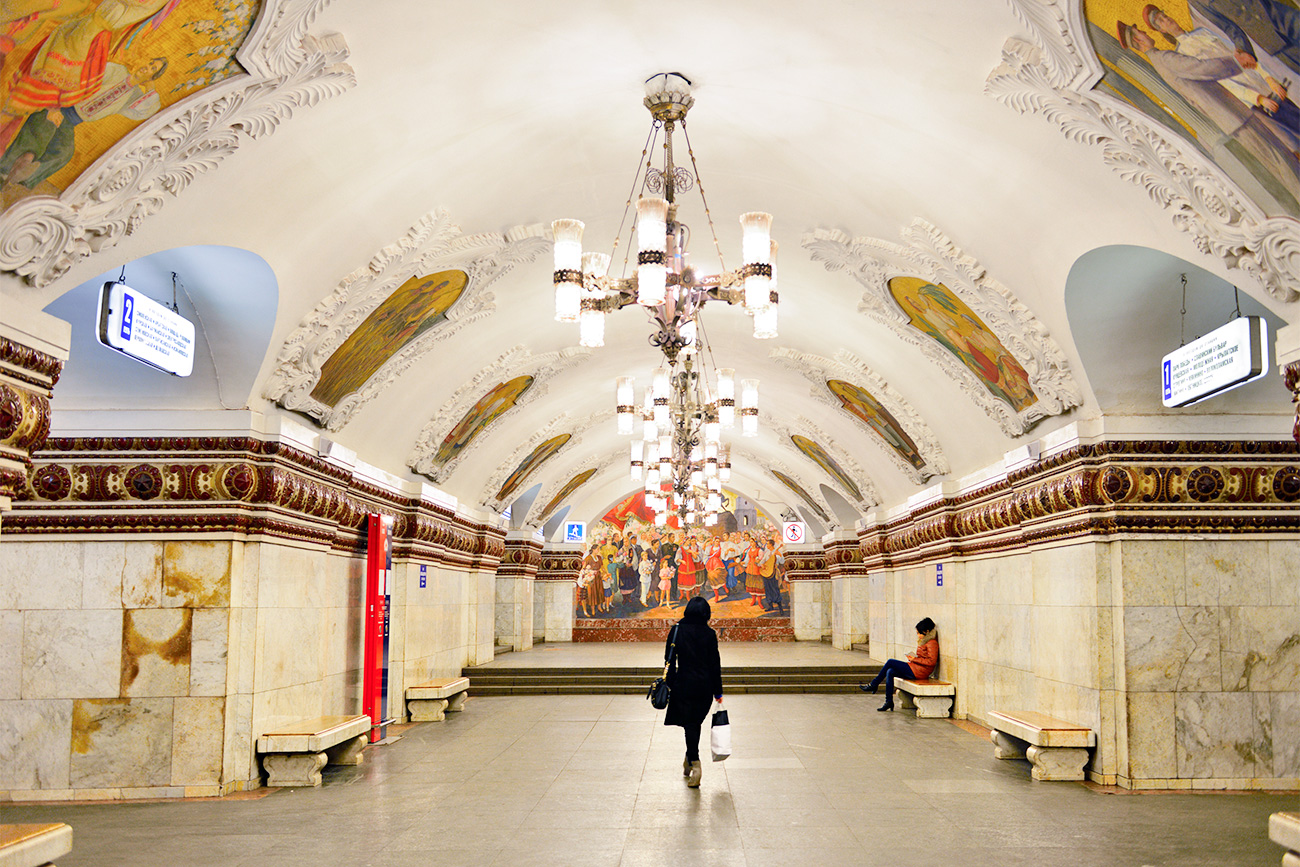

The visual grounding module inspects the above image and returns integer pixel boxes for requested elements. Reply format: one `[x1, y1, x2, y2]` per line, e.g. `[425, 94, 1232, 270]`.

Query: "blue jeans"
[869, 659, 915, 698]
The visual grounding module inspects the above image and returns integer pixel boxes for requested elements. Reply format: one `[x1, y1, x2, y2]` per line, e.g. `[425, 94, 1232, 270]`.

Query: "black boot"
[877, 699, 893, 711]
[859, 682, 879, 694]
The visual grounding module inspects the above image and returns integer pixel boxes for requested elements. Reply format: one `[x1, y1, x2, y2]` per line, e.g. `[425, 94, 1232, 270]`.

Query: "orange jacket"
[907, 637, 938, 680]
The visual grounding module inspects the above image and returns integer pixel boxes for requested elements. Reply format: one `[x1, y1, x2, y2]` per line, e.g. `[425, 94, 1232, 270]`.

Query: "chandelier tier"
[553, 72, 774, 527]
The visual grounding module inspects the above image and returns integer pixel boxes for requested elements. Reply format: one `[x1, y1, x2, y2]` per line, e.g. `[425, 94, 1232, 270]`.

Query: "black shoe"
[877, 700, 893, 712]
[859, 682, 879, 694]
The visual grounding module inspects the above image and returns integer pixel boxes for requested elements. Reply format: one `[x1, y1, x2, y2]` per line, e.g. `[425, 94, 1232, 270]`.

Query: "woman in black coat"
[663, 596, 723, 788]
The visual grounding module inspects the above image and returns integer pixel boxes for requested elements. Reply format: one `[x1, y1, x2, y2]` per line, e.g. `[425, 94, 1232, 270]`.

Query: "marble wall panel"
[162, 541, 231, 608]
[254, 607, 324, 693]
[255, 544, 317, 610]
[791, 581, 828, 640]
[1272, 691, 1300, 778]
[984, 556, 1031, 606]
[190, 608, 228, 697]
[122, 542, 164, 608]
[1117, 540, 1181, 606]
[0, 542, 83, 610]
[1193, 540, 1270, 607]
[23, 609, 122, 699]
[1123, 606, 1221, 692]
[222, 691, 255, 785]
[236, 540, 260, 610]
[1220, 606, 1300, 692]
[70, 698, 173, 788]
[0, 699, 71, 789]
[1175, 692, 1270, 780]
[0, 611, 19, 700]
[976, 604, 1031, 671]
[172, 696, 224, 786]
[82, 542, 124, 609]
[252, 680, 323, 733]
[121, 608, 192, 697]
[1125, 691, 1177, 780]
[1032, 543, 1099, 608]
[234, 603, 256, 695]
[1268, 541, 1300, 608]
[1031, 605, 1097, 687]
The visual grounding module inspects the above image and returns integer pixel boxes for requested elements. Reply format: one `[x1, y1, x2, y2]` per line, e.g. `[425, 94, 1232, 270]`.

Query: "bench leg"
[327, 734, 368, 766]
[446, 691, 468, 713]
[912, 695, 953, 719]
[1026, 745, 1089, 781]
[263, 752, 328, 787]
[409, 698, 449, 722]
[990, 729, 1028, 760]
[896, 691, 917, 711]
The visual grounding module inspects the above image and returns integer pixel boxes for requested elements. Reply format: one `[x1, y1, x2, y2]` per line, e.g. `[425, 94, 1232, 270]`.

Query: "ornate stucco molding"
[10, 436, 505, 571]
[0, 0, 356, 289]
[766, 416, 880, 509]
[525, 450, 614, 527]
[858, 439, 1300, 569]
[478, 409, 610, 511]
[729, 446, 841, 531]
[991, 0, 1300, 304]
[264, 213, 549, 431]
[804, 219, 1083, 437]
[407, 345, 590, 483]
[769, 346, 948, 484]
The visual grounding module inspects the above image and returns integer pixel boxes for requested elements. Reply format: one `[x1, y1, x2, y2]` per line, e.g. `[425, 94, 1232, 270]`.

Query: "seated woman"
[859, 617, 938, 712]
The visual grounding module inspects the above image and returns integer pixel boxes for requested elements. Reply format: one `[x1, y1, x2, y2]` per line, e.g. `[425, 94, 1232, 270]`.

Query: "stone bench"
[407, 676, 470, 721]
[0, 824, 72, 867]
[257, 714, 371, 787]
[987, 710, 1095, 781]
[895, 678, 955, 718]
[1270, 812, 1300, 867]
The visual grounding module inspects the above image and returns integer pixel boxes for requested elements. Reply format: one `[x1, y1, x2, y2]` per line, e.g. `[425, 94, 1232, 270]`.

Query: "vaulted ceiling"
[5, 1, 1296, 536]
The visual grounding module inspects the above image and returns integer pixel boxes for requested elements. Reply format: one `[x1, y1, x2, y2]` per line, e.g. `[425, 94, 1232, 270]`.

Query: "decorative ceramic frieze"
[1285, 360, 1300, 443]
[0, 334, 66, 510]
[9, 436, 504, 572]
[991, 0, 1300, 304]
[770, 346, 948, 483]
[497, 537, 543, 580]
[766, 416, 880, 509]
[536, 548, 583, 582]
[408, 346, 590, 483]
[782, 550, 828, 582]
[803, 220, 1083, 436]
[479, 410, 609, 511]
[857, 440, 1300, 568]
[0, 0, 357, 288]
[265, 213, 549, 431]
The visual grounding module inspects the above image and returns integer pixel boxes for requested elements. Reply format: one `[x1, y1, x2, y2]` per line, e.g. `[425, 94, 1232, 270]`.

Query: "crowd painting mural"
[887, 277, 1037, 413]
[577, 490, 789, 621]
[311, 269, 470, 407]
[1, 0, 262, 211]
[1085, 0, 1300, 217]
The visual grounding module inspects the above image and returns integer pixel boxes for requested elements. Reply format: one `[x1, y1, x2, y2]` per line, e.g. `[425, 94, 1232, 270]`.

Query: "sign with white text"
[1161, 316, 1268, 407]
[97, 281, 195, 376]
[564, 521, 586, 544]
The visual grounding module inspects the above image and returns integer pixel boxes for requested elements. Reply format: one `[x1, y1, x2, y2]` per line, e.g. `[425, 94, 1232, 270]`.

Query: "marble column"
[825, 529, 869, 649]
[784, 543, 828, 641]
[536, 544, 581, 642]
[495, 530, 540, 652]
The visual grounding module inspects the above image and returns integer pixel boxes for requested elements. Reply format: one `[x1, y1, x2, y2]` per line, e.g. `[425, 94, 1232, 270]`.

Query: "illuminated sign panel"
[96, 282, 195, 377]
[1161, 317, 1268, 407]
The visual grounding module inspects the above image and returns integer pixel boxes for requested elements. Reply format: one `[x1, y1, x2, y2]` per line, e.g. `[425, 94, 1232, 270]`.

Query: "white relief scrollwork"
[479, 409, 612, 510]
[407, 345, 591, 483]
[0, 0, 356, 288]
[264, 211, 549, 430]
[769, 346, 948, 484]
[993, 0, 1300, 304]
[766, 415, 880, 509]
[729, 446, 841, 531]
[803, 219, 1083, 437]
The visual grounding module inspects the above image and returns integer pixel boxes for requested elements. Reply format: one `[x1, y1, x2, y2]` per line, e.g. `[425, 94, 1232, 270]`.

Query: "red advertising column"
[362, 513, 393, 743]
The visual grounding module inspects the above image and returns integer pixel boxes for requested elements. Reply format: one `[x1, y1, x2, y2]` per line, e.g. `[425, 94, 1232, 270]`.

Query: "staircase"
[462, 662, 882, 696]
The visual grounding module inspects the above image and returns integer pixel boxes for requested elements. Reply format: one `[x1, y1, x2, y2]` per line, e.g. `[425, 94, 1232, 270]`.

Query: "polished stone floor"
[5, 645, 1294, 867]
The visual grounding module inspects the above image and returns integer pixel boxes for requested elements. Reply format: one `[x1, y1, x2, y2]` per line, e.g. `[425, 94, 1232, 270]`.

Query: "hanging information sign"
[96, 281, 195, 376]
[1161, 316, 1268, 407]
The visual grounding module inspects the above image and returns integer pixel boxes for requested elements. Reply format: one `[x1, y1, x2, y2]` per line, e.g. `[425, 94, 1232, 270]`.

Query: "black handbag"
[647, 625, 678, 710]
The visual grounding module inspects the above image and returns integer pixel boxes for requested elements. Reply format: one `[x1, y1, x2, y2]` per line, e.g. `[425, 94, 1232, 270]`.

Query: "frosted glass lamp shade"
[717, 368, 735, 427]
[741, 378, 759, 437]
[753, 298, 778, 338]
[616, 376, 635, 435]
[552, 220, 584, 323]
[740, 212, 772, 309]
[579, 307, 604, 347]
[637, 197, 669, 307]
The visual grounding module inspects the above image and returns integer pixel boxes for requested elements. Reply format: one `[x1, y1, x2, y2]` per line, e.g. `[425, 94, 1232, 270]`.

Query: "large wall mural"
[770, 469, 831, 523]
[576, 490, 788, 620]
[1, 0, 261, 210]
[1086, 0, 1300, 217]
[310, 269, 468, 408]
[537, 467, 597, 522]
[887, 276, 1038, 413]
[429, 375, 532, 471]
[826, 378, 927, 471]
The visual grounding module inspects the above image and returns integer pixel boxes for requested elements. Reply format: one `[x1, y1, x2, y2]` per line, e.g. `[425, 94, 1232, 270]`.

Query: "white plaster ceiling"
[24, 1, 1300, 531]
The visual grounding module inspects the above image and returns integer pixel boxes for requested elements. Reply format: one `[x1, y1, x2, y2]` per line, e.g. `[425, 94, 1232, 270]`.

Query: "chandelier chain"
[612, 123, 660, 278]
[681, 120, 727, 274]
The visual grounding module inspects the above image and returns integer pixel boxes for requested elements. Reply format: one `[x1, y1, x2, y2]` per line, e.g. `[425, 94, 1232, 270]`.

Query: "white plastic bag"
[710, 708, 731, 762]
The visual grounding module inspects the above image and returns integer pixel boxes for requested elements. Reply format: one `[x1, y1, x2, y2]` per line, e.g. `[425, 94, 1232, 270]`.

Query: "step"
[462, 663, 882, 696]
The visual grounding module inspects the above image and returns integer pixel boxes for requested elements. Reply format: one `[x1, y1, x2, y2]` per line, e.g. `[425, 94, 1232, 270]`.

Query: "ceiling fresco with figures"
[3, 0, 1298, 538]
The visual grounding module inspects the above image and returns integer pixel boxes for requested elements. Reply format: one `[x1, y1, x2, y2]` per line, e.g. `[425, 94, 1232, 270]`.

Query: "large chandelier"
[551, 72, 775, 526]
